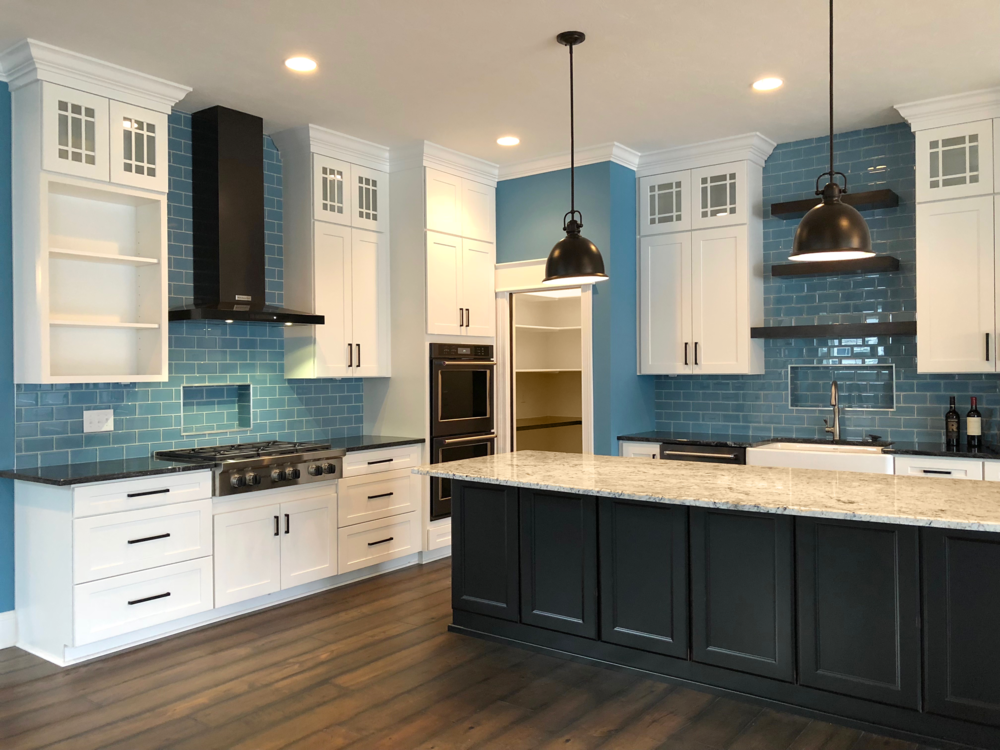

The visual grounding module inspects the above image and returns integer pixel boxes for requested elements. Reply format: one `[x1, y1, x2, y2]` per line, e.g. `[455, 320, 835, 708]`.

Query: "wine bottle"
[946, 396, 960, 449]
[967, 396, 982, 451]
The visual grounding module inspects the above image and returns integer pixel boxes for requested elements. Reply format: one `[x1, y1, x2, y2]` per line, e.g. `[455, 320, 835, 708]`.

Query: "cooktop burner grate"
[156, 440, 332, 462]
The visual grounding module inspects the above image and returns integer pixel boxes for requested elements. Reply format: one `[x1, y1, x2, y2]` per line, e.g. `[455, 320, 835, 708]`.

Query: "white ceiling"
[1, 0, 998, 166]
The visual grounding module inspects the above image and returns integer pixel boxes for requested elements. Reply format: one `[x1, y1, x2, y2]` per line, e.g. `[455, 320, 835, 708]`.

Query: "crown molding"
[895, 87, 1000, 132]
[497, 142, 641, 181]
[0, 39, 190, 113]
[271, 124, 390, 172]
[390, 141, 499, 185]
[636, 132, 776, 177]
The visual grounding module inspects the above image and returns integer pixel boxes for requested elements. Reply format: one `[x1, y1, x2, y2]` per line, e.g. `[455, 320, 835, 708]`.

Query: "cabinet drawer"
[74, 557, 213, 646]
[342, 444, 422, 478]
[338, 470, 416, 528]
[338, 512, 419, 573]
[427, 521, 452, 551]
[74, 471, 213, 517]
[984, 461, 1000, 482]
[74, 499, 213, 584]
[894, 456, 983, 480]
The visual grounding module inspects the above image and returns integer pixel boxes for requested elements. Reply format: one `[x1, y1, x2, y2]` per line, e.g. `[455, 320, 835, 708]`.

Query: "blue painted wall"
[0, 82, 14, 613]
[655, 123, 1000, 443]
[497, 161, 654, 455]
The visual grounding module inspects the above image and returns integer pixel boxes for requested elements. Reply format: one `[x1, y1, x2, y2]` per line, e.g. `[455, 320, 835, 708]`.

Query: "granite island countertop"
[416, 450, 1000, 532]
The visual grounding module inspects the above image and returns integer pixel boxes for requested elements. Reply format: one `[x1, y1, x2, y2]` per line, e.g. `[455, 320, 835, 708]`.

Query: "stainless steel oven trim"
[439, 433, 498, 445]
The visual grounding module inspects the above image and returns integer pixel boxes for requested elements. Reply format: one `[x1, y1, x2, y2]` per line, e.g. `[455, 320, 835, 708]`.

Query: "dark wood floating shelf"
[516, 416, 584, 432]
[771, 255, 901, 278]
[770, 188, 899, 220]
[751, 321, 917, 339]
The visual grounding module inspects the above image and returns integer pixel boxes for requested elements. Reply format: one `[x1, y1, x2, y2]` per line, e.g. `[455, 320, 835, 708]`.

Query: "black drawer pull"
[285, 514, 290, 534]
[127, 488, 170, 498]
[128, 533, 171, 545]
[922, 469, 953, 475]
[128, 592, 171, 606]
[368, 536, 394, 547]
[274, 515, 279, 536]
[367, 458, 394, 465]
[368, 492, 395, 500]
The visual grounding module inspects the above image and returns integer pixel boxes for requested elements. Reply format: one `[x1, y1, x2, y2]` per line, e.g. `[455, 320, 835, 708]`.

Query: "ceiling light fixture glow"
[285, 57, 317, 73]
[752, 77, 783, 91]
[497, 136, 520, 146]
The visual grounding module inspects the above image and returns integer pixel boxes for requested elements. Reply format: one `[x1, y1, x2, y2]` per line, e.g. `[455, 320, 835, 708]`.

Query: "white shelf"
[517, 368, 582, 373]
[49, 248, 159, 266]
[49, 319, 160, 329]
[515, 324, 582, 332]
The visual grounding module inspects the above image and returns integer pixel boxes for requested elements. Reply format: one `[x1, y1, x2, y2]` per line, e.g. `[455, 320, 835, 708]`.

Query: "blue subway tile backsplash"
[655, 123, 1000, 444]
[15, 111, 362, 469]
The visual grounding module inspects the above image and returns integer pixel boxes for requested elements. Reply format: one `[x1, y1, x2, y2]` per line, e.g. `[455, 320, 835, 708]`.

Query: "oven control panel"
[430, 343, 493, 359]
[216, 455, 344, 496]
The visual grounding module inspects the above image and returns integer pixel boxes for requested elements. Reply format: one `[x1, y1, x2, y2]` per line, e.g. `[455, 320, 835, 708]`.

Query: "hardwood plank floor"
[0, 558, 944, 750]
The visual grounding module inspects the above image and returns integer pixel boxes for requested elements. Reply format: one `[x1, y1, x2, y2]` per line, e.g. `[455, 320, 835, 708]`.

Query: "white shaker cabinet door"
[639, 170, 691, 235]
[280, 492, 337, 590]
[109, 101, 168, 192]
[214, 504, 281, 608]
[313, 154, 352, 226]
[691, 161, 748, 230]
[426, 168, 463, 236]
[351, 165, 388, 233]
[916, 196, 995, 373]
[461, 179, 496, 242]
[313, 222, 353, 377]
[42, 82, 110, 182]
[639, 232, 692, 374]
[426, 232, 464, 336]
[690, 225, 750, 374]
[350, 228, 385, 376]
[462, 238, 496, 337]
[916, 120, 993, 203]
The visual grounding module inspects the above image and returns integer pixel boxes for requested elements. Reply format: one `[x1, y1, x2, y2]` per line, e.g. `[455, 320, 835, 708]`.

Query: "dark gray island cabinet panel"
[796, 518, 921, 709]
[690, 508, 795, 681]
[599, 499, 689, 658]
[519, 488, 599, 639]
[923, 527, 1000, 727]
[451, 481, 520, 621]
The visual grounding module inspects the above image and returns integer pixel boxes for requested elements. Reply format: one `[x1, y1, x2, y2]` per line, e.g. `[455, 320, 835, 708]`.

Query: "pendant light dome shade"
[542, 31, 609, 285]
[790, 180, 873, 261]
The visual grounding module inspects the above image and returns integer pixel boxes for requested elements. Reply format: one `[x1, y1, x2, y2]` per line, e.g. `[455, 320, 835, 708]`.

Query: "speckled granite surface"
[416, 450, 1000, 532]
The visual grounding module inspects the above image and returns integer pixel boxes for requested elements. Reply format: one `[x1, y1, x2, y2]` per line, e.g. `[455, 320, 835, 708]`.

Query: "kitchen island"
[417, 451, 1000, 750]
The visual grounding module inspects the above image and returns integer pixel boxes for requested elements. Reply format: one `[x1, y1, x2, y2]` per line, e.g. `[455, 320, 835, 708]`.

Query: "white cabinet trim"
[896, 87, 1000, 134]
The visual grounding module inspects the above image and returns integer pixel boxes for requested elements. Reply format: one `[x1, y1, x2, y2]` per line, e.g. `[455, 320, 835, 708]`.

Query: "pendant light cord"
[828, 0, 834, 177]
[569, 41, 575, 215]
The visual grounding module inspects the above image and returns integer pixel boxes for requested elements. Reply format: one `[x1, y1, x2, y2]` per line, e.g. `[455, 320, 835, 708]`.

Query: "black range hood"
[169, 106, 324, 325]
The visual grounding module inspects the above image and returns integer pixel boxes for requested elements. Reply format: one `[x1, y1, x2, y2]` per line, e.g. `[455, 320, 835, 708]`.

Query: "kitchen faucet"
[824, 380, 841, 441]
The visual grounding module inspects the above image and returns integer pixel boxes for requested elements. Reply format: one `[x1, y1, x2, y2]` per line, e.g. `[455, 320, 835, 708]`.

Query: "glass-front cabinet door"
[916, 120, 994, 203]
[639, 170, 691, 235]
[41, 82, 110, 182]
[351, 164, 388, 233]
[691, 161, 747, 230]
[109, 101, 168, 192]
[312, 154, 353, 227]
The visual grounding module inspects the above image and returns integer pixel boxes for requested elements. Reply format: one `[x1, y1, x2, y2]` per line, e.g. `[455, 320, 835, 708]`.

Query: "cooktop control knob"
[271, 469, 285, 482]
[286, 467, 301, 480]
[307, 465, 323, 477]
[322, 463, 336, 475]
[230, 474, 246, 489]
[245, 472, 261, 486]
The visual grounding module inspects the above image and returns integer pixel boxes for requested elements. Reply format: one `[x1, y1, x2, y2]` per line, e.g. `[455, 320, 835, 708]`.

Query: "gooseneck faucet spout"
[824, 380, 841, 441]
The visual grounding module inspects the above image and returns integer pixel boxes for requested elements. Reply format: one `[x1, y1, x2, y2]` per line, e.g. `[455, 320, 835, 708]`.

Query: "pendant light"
[543, 31, 609, 284]
[789, 0, 873, 262]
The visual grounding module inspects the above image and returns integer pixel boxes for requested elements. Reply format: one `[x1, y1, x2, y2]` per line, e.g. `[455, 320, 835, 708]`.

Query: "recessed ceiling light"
[752, 77, 783, 91]
[285, 57, 317, 73]
[497, 136, 520, 146]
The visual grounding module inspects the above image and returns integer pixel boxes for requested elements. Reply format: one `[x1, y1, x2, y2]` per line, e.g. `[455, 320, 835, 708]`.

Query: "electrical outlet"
[83, 409, 115, 434]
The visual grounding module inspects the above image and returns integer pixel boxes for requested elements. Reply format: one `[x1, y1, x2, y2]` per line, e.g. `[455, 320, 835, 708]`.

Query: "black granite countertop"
[0, 458, 210, 487]
[882, 442, 1000, 459]
[618, 431, 757, 448]
[0, 435, 425, 487]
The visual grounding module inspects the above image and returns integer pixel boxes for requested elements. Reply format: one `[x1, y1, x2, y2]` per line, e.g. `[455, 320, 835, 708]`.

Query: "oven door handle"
[439, 433, 497, 445]
[437, 361, 496, 367]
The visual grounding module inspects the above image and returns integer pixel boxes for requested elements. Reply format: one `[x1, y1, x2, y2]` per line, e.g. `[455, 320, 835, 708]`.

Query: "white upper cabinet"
[313, 154, 352, 226]
[461, 179, 496, 242]
[916, 195, 996, 373]
[350, 229, 385, 376]
[426, 168, 464, 235]
[109, 101, 168, 193]
[639, 170, 691, 234]
[639, 232, 692, 374]
[426, 232, 464, 336]
[690, 226, 750, 373]
[916, 120, 994, 203]
[461, 238, 497, 337]
[42, 83, 110, 182]
[352, 164, 388, 233]
[692, 161, 748, 229]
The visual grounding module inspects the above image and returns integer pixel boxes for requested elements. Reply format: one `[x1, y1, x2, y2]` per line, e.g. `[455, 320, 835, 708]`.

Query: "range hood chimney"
[169, 106, 324, 325]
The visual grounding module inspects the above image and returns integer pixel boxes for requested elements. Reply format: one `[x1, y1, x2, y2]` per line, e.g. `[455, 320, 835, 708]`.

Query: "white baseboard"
[0, 610, 17, 650]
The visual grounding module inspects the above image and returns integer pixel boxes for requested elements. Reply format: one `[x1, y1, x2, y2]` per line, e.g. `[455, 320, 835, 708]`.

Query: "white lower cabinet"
[214, 489, 337, 607]
[74, 557, 213, 647]
[338, 469, 417, 528]
[619, 441, 660, 459]
[338, 512, 419, 573]
[894, 455, 985, 480]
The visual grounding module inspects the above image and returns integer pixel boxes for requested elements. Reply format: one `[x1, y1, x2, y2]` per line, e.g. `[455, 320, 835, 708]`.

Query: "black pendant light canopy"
[543, 31, 609, 284]
[790, 0, 873, 262]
